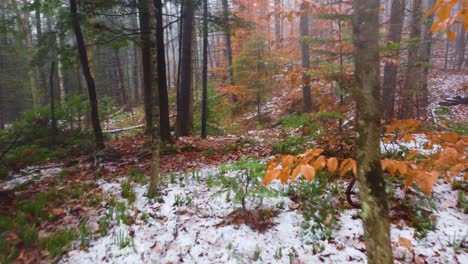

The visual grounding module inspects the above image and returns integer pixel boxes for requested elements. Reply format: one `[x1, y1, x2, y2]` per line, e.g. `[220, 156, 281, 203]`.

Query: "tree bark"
[49, 62, 57, 147]
[176, 0, 194, 137]
[382, 0, 405, 121]
[138, 0, 154, 135]
[300, 2, 312, 113]
[147, 0, 161, 198]
[70, 0, 105, 150]
[154, 0, 172, 142]
[113, 50, 129, 108]
[275, 0, 282, 49]
[201, 0, 209, 139]
[222, 0, 235, 86]
[352, 2, 394, 263]
[400, 0, 422, 119]
[420, 0, 436, 112]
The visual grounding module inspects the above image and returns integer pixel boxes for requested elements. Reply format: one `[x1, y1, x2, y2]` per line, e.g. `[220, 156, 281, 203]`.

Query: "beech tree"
[352, 1, 394, 263]
[300, 2, 312, 113]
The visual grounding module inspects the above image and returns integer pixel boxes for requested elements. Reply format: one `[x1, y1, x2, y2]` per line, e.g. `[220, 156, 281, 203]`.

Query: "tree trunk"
[154, 0, 172, 142]
[352, 2, 394, 263]
[177, 0, 194, 137]
[147, 0, 161, 198]
[382, 0, 405, 121]
[49, 62, 58, 147]
[222, 0, 235, 86]
[300, 2, 312, 113]
[70, 0, 105, 150]
[201, 0, 209, 139]
[275, 0, 282, 49]
[420, 0, 436, 112]
[113, 50, 129, 107]
[456, 25, 466, 70]
[138, 0, 154, 135]
[35, 6, 49, 106]
[400, 0, 422, 119]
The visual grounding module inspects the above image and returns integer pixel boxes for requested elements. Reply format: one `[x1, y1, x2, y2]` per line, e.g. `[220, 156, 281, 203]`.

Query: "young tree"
[138, 0, 154, 135]
[300, 2, 312, 113]
[201, 0, 209, 139]
[70, 0, 105, 150]
[154, 0, 172, 142]
[352, 1, 394, 263]
[176, 0, 194, 137]
[382, 0, 405, 121]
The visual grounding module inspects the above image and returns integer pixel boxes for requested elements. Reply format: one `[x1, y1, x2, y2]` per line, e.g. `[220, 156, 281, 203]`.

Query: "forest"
[0, 0, 467, 263]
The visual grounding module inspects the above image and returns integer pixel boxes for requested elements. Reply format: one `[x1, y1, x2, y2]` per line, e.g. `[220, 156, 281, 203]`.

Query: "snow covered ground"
[61, 166, 467, 264]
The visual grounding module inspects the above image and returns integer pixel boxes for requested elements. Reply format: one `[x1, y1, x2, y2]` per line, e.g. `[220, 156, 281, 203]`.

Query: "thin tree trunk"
[70, 0, 105, 150]
[352, 1, 394, 263]
[201, 0, 208, 139]
[154, 0, 172, 142]
[382, 0, 405, 121]
[177, 0, 194, 137]
[300, 2, 312, 113]
[420, 0, 436, 112]
[113, 50, 129, 107]
[222, 0, 235, 86]
[35, 6, 49, 105]
[400, 0, 422, 119]
[138, 0, 154, 135]
[275, 0, 282, 49]
[49, 62, 58, 147]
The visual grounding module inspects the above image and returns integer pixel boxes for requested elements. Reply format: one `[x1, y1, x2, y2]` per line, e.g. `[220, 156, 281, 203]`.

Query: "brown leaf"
[399, 237, 413, 252]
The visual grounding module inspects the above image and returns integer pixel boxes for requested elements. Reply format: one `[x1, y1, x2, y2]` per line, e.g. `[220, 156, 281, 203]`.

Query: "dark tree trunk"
[154, 0, 172, 142]
[222, 0, 235, 86]
[177, 0, 194, 137]
[201, 0, 208, 139]
[353, 1, 394, 263]
[382, 0, 405, 121]
[456, 25, 466, 70]
[300, 2, 312, 113]
[138, 0, 154, 135]
[70, 0, 105, 150]
[35, 6, 48, 106]
[400, 0, 422, 119]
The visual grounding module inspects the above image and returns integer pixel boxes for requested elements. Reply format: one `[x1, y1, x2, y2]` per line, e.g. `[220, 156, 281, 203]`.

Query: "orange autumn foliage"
[263, 119, 467, 195]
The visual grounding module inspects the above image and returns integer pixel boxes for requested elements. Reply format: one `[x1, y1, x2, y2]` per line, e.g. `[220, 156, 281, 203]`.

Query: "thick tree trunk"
[177, 0, 194, 137]
[400, 0, 422, 119]
[300, 2, 312, 113]
[154, 0, 172, 142]
[138, 0, 154, 135]
[382, 0, 405, 121]
[222, 0, 235, 86]
[70, 0, 105, 150]
[201, 0, 208, 139]
[352, 2, 394, 263]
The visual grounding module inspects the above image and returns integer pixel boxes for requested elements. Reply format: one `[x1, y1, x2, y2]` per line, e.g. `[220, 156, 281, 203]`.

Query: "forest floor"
[0, 71, 467, 263]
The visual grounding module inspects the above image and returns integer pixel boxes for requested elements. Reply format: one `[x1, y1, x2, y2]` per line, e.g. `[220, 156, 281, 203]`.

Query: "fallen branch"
[103, 124, 144, 134]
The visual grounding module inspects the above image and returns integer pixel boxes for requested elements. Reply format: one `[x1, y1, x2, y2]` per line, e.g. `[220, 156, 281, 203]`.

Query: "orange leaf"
[339, 158, 355, 177]
[314, 155, 326, 170]
[327, 158, 338, 173]
[282, 155, 295, 169]
[263, 168, 281, 185]
[406, 150, 419, 161]
[279, 168, 290, 184]
[447, 30, 456, 41]
[301, 164, 316, 182]
[291, 165, 301, 182]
